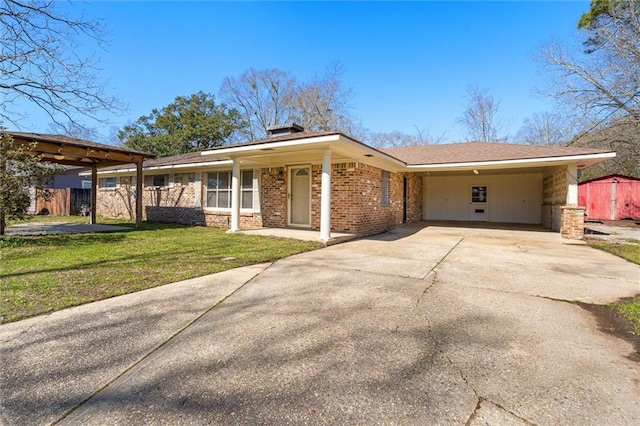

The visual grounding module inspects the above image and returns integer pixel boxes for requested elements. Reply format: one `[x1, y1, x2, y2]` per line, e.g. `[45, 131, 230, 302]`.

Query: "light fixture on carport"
[473, 169, 479, 175]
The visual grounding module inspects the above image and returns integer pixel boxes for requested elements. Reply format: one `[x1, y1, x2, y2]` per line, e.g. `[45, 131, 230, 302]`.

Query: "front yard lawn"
[1, 223, 322, 323]
[587, 240, 640, 332]
[588, 240, 640, 265]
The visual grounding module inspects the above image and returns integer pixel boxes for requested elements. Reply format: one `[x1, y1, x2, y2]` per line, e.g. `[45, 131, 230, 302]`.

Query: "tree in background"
[368, 126, 440, 148]
[571, 117, 640, 180]
[515, 112, 583, 146]
[1, 0, 120, 232]
[0, 132, 61, 235]
[539, 0, 639, 178]
[0, 0, 122, 127]
[458, 85, 507, 142]
[292, 63, 360, 135]
[219, 63, 361, 141]
[219, 68, 297, 141]
[47, 122, 101, 141]
[118, 92, 243, 157]
[541, 1, 639, 121]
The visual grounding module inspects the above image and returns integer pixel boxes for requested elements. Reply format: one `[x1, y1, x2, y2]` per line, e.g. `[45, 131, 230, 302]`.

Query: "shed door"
[289, 166, 311, 227]
[470, 185, 489, 221]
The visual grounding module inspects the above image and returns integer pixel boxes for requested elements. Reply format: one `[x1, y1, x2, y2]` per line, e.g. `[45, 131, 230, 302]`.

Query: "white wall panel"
[423, 173, 543, 224]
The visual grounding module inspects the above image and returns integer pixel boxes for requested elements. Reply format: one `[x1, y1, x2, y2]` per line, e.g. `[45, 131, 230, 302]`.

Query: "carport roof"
[382, 142, 614, 166]
[5, 131, 154, 167]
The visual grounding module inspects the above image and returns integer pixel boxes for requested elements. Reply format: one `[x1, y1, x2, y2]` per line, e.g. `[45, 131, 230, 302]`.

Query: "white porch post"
[229, 158, 240, 233]
[565, 163, 578, 205]
[319, 149, 332, 242]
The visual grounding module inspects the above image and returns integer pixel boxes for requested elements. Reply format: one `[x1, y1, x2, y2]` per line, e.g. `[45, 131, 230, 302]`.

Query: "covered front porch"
[201, 131, 405, 242]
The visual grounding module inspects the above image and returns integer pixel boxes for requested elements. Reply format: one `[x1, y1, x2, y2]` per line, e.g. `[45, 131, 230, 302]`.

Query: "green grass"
[587, 240, 640, 333]
[609, 297, 640, 333]
[1, 223, 322, 323]
[587, 240, 640, 265]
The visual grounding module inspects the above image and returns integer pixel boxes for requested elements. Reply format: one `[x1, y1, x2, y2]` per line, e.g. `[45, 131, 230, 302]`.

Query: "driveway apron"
[1, 223, 639, 425]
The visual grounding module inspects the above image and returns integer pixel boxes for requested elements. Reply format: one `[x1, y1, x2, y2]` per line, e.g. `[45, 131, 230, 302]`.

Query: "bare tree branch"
[0, 0, 124, 128]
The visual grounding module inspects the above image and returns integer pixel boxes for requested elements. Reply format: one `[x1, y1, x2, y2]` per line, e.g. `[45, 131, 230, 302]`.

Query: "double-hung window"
[206, 170, 256, 210]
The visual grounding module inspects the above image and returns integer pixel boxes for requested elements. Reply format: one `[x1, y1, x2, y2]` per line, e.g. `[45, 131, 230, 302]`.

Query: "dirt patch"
[584, 220, 640, 244]
[577, 298, 640, 363]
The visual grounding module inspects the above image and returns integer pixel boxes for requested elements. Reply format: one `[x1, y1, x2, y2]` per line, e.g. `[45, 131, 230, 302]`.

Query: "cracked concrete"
[1, 222, 639, 425]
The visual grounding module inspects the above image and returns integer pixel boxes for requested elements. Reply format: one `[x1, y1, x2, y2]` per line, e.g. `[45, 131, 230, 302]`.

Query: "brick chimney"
[267, 123, 304, 138]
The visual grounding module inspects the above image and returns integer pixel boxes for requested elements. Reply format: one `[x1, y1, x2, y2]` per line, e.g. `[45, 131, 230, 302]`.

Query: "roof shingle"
[381, 142, 613, 165]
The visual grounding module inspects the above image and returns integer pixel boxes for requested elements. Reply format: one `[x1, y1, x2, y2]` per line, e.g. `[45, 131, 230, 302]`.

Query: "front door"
[289, 166, 311, 227]
[469, 185, 489, 221]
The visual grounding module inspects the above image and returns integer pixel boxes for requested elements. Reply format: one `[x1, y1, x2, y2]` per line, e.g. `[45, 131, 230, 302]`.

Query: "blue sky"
[13, 0, 590, 143]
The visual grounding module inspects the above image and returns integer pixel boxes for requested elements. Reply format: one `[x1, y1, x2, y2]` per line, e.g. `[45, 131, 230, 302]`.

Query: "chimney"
[267, 123, 304, 138]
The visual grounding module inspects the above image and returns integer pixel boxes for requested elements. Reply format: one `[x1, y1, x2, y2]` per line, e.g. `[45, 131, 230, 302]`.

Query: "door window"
[471, 186, 487, 203]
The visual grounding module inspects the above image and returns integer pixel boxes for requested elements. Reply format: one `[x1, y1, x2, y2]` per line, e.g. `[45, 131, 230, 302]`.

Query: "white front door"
[289, 166, 311, 227]
[469, 185, 489, 221]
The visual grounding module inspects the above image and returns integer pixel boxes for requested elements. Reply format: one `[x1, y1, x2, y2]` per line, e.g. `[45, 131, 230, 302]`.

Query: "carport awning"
[6, 131, 153, 167]
[4, 131, 154, 227]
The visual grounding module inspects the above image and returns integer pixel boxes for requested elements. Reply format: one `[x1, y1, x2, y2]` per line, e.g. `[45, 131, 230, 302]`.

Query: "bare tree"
[219, 68, 296, 141]
[219, 63, 362, 141]
[540, 1, 640, 121]
[570, 116, 640, 180]
[367, 126, 439, 149]
[458, 85, 507, 142]
[47, 122, 100, 141]
[293, 62, 358, 134]
[515, 112, 584, 145]
[1, 0, 122, 128]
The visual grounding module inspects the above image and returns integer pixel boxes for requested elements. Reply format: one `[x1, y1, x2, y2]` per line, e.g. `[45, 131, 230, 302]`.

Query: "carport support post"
[90, 165, 97, 225]
[229, 158, 240, 233]
[319, 149, 332, 242]
[565, 163, 578, 205]
[136, 161, 143, 228]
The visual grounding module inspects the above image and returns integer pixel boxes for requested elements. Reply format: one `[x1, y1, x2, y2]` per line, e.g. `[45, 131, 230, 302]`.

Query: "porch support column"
[319, 149, 332, 242]
[135, 161, 143, 228]
[565, 163, 578, 205]
[229, 158, 240, 233]
[90, 165, 97, 225]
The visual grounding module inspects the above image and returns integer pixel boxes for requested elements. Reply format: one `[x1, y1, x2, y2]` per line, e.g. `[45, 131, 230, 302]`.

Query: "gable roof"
[88, 135, 616, 176]
[382, 142, 613, 165]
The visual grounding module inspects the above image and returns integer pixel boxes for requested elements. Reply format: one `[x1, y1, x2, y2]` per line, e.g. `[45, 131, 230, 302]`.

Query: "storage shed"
[578, 174, 640, 220]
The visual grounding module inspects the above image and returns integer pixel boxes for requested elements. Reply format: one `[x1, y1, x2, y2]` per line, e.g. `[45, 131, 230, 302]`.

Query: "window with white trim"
[206, 170, 257, 210]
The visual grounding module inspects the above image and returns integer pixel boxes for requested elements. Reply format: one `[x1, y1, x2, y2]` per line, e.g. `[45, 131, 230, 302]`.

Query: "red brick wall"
[96, 164, 424, 235]
[260, 167, 288, 228]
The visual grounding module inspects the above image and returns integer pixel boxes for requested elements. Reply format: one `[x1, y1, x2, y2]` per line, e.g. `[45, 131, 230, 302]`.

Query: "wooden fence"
[35, 188, 92, 216]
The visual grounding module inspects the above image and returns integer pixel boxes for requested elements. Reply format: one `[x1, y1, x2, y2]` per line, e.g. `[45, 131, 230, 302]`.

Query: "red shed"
[578, 174, 640, 220]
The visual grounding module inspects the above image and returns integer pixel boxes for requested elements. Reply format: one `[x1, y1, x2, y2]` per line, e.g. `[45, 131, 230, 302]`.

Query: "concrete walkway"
[1, 223, 639, 425]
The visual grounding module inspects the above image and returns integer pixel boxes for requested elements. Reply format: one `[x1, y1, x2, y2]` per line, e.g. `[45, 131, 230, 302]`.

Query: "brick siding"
[96, 163, 423, 236]
[560, 206, 585, 239]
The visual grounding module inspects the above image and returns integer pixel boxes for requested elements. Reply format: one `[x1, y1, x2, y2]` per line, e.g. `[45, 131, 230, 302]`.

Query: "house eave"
[405, 152, 616, 172]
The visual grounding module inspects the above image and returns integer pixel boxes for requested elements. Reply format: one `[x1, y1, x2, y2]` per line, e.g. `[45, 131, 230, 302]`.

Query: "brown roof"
[381, 142, 614, 165]
[205, 131, 339, 150]
[6, 131, 153, 157]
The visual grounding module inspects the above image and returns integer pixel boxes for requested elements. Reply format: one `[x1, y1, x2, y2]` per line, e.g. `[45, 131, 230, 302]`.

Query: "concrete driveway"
[1, 223, 639, 425]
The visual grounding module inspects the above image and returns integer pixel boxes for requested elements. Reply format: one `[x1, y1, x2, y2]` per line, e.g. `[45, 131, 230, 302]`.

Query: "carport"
[385, 142, 616, 237]
[5, 132, 154, 227]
